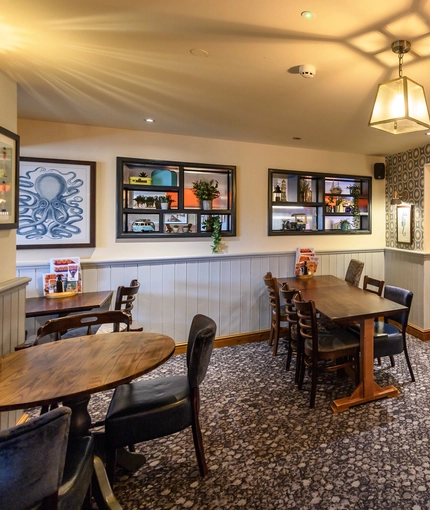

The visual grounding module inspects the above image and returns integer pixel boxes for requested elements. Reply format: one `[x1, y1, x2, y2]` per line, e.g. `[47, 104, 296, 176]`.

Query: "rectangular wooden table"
[26, 290, 114, 318]
[279, 275, 407, 412]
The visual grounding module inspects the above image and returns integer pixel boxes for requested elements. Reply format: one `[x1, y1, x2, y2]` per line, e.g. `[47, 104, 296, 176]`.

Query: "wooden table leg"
[331, 318, 400, 413]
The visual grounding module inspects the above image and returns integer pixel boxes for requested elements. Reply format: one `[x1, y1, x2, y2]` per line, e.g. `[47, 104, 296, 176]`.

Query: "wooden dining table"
[25, 290, 114, 318]
[279, 275, 407, 413]
[0, 331, 175, 508]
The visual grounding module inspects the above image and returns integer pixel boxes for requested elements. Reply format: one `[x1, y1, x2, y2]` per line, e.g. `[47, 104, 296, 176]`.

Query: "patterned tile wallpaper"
[385, 144, 429, 251]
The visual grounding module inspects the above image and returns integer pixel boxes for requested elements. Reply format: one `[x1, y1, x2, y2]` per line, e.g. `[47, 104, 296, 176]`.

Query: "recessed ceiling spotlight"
[190, 48, 210, 57]
[144, 118, 155, 123]
[426, 131, 430, 135]
[301, 11, 316, 19]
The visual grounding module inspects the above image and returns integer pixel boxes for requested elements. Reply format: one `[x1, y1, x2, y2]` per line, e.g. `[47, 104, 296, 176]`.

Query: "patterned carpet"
[84, 335, 430, 510]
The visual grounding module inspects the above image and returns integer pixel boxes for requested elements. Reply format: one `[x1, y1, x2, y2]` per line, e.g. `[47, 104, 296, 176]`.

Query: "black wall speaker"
[374, 163, 385, 180]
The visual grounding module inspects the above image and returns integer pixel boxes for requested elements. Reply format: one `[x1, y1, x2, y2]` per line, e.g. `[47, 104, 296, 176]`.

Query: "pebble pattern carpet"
[83, 335, 430, 510]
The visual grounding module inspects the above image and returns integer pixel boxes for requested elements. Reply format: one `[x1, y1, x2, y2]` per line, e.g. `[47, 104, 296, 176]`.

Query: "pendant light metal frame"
[369, 40, 430, 134]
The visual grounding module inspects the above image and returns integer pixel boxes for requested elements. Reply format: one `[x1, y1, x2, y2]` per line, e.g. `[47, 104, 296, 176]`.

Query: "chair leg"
[190, 388, 208, 477]
[272, 325, 280, 356]
[389, 355, 395, 367]
[403, 345, 416, 382]
[377, 357, 382, 366]
[268, 325, 274, 346]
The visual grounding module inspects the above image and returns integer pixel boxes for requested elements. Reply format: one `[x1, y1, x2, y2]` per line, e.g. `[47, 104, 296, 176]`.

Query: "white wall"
[17, 119, 386, 264]
[0, 71, 17, 282]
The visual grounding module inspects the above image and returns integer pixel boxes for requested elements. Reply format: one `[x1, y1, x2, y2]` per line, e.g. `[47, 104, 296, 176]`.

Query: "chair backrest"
[263, 272, 281, 319]
[293, 296, 318, 356]
[345, 259, 364, 287]
[114, 279, 140, 318]
[35, 310, 131, 344]
[383, 285, 413, 332]
[186, 314, 217, 389]
[363, 275, 385, 296]
[280, 285, 302, 322]
[0, 407, 71, 510]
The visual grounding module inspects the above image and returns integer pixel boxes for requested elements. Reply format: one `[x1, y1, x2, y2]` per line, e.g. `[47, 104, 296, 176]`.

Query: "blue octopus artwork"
[18, 166, 85, 240]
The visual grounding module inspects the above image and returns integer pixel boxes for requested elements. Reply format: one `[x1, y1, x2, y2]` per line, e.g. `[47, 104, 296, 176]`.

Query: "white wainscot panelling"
[17, 249, 384, 343]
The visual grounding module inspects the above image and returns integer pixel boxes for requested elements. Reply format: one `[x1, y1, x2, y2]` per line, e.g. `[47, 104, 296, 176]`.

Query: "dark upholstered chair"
[350, 285, 415, 381]
[344, 259, 364, 287]
[104, 314, 217, 485]
[0, 407, 94, 510]
[114, 279, 143, 331]
[294, 296, 360, 408]
[263, 272, 289, 356]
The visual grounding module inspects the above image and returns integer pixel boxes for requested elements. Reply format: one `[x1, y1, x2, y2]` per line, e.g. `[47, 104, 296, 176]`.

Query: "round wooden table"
[0, 331, 175, 433]
[0, 332, 175, 508]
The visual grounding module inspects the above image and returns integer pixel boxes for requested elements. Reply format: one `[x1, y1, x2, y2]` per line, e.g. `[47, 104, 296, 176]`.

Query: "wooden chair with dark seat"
[363, 275, 385, 296]
[344, 259, 365, 287]
[294, 295, 360, 408]
[114, 279, 143, 331]
[349, 284, 415, 382]
[104, 313, 217, 486]
[0, 407, 94, 510]
[263, 272, 289, 356]
[280, 285, 302, 383]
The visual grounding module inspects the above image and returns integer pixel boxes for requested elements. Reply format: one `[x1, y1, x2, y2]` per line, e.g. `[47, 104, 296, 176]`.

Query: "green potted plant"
[203, 215, 222, 253]
[339, 219, 350, 231]
[191, 179, 220, 210]
[133, 195, 146, 208]
[158, 195, 171, 209]
[145, 196, 155, 208]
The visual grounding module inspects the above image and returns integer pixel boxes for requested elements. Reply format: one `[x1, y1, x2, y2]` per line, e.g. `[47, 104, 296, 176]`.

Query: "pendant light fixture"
[369, 40, 430, 134]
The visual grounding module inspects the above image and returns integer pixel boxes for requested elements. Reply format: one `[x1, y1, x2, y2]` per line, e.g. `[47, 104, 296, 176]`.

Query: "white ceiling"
[2, 0, 430, 156]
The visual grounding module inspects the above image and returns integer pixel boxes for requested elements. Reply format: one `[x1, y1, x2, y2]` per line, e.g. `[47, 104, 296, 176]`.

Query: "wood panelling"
[0, 277, 31, 430]
[18, 250, 384, 342]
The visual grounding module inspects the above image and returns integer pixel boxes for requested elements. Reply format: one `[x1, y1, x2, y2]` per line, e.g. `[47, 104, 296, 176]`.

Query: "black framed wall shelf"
[268, 169, 371, 236]
[117, 157, 236, 239]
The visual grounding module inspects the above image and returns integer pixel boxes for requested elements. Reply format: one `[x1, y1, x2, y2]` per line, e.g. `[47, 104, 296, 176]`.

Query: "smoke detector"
[299, 64, 316, 78]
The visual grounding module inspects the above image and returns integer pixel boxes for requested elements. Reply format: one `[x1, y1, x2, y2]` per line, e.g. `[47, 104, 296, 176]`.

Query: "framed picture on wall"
[17, 158, 96, 249]
[396, 204, 412, 244]
[0, 126, 20, 230]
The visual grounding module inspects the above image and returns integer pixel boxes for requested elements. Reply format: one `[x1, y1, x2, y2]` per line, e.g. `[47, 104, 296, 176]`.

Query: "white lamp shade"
[369, 76, 430, 134]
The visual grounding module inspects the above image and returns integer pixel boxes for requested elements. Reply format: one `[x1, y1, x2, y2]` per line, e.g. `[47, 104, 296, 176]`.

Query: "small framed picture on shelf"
[165, 213, 188, 224]
[396, 205, 412, 244]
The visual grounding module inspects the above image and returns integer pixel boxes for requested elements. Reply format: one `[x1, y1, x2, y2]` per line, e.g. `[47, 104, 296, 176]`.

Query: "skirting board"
[174, 330, 271, 355]
[174, 323, 428, 355]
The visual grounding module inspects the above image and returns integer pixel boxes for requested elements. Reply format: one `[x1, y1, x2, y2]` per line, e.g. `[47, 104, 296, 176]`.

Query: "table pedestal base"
[331, 381, 400, 413]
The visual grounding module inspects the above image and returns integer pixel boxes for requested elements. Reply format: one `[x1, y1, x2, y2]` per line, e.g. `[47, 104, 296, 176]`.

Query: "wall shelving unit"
[117, 157, 236, 239]
[268, 169, 371, 235]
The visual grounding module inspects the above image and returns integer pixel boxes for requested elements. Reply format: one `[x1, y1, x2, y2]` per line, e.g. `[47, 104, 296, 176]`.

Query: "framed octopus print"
[17, 158, 96, 249]
[0, 126, 20, 230]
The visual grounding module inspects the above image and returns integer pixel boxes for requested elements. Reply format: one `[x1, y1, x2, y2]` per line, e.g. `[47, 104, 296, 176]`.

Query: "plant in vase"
[326, 196, 335, 212]
[191, 179, 220, 210]
[145, 196, 155, 208]
[335, 197, 344, 213]
[339, 219, 351, 231]
[299, 179, 312, 202]
[347, 184, 361, 229]
[158, 195, 170, 209]
[133, 195, 146, 208]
